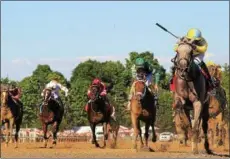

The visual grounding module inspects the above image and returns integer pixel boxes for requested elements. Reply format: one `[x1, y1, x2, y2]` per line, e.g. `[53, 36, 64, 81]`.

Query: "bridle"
[43, 88, 52, 105]
[133, 80, 147, 101]
[173, 40, 194, 81]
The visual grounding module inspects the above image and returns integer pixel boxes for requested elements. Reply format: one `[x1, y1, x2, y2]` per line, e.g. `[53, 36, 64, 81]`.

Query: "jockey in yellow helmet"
[172, 28, 216, 91]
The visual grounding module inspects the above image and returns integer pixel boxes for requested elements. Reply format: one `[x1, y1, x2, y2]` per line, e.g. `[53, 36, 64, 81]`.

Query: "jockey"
[171, 28, 216, 91]
[9, 84, 23, 120]
[86, 78, 116, 121]
[127, 57, 160, 110]
[40, 77, 68, 114]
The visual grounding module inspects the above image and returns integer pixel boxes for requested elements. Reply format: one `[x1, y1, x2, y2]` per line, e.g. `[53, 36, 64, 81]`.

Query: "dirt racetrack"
[1, 139, 230, 158]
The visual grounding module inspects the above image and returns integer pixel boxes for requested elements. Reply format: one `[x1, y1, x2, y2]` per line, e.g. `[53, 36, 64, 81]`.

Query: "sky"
[1, 1, 229, 81]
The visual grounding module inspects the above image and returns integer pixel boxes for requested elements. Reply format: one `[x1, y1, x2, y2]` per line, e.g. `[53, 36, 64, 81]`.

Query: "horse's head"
[133, 80, 146, 101]
[1, 90, 9, 107]
[175, 38, 194, 79]
[90, 85, 100, 101]
[208, 65, 222, 80]
[43, 88, 52, 104]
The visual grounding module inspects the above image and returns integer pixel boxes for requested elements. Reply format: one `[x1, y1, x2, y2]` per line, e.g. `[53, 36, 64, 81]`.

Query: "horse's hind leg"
[143, 122, 150, 149]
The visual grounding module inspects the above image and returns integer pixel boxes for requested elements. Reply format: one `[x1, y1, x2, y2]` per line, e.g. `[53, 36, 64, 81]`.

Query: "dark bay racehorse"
[87, 84, 119, 148]
[39, 88, 64, 148]
[1, 87, 23, 148]
[130, 79, 156, 152]
[172, 38, 211, 154]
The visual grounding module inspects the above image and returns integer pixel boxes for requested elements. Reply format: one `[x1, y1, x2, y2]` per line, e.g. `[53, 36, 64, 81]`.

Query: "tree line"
[1, 51, 229, 132]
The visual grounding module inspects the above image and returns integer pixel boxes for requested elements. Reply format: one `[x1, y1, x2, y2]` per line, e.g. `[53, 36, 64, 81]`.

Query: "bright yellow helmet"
[186, 28, 202, 40]
[206, 60, 216, 67]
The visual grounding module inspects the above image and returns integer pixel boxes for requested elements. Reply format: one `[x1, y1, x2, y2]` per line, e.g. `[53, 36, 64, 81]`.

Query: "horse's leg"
[103, 122, 108, 148]
[144, 122, 150, 148]
[4, 122, 9, 147]
[137, 120, 144, 149]
[131, 113, 139, 150]
[218, 114, 224, 146]
[202, 107, 212, 154]
[42, 124, 48, 148]
[14, 121, 21, 148]
[90, 123, 99, 147]
[191, 101, 202, 154]
[9, 118, 14, 144]
[51, 121, 58, 147]
[151, 121, 157, 143]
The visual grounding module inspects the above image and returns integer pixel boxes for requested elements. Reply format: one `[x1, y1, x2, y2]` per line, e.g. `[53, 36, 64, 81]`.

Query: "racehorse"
[39, 88, 64, 148]
[130, 79, 157, 152]
[1, 86, 23, 148]
[207, 64, 227, 147]
[172, 37, 212, 154]
[86, 84, 119, 148]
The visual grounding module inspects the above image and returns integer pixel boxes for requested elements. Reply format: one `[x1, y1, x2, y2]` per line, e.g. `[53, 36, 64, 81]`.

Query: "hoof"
[218, 140, 223, 146]
[140, 146, 150, 152]
[193, 149, 199, 155]
[133, 144, 137, 150]
[110, 143, 116, 149]
[95, 143, 100, 148]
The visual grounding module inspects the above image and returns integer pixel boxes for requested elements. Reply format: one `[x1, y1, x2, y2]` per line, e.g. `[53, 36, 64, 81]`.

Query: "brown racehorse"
[172, 38, 211, 154]
[1, 87, 23, 148]
[39, 88, 64, 148]
[130, 79, 156, 152]
[86, 84, 119, 148]
[207, 64, 227, 147]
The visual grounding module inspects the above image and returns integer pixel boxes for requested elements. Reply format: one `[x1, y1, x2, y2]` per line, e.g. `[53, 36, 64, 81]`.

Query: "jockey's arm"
[57, 83, 69, 96]
[100, 83, 107, 96]
[194, 37, 208, 54]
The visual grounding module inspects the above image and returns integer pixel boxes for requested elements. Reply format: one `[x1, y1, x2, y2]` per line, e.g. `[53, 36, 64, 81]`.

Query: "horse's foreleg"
[42, 124, 48, 148]
[14, 122, 21, 148]
[90, 123, 99, 147]
[4, 122, 9, 147]
[192, 100, 202, 154]
[151, 121, 157, 143]
[103, 122, 108, 148]
[202, 112, 212, 154]
[9, 118, 14, 144]
[51, 121, 58, 147]
[137, 120, 144, 148]
[131, 113, 139, 150]
[144, 123, 150, 148]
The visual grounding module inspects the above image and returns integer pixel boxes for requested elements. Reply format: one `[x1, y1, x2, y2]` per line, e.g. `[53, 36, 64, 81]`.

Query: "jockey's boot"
[198, 61, 217, 91]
